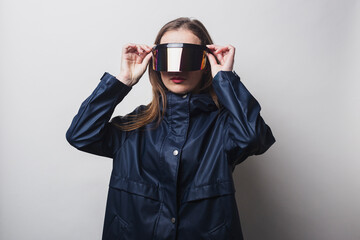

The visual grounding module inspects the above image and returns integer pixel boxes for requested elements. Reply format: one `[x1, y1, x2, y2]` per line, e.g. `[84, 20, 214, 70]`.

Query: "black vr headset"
[152, 43, 210, 72]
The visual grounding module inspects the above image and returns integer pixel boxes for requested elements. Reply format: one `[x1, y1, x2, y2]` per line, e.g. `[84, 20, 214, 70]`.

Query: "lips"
[170, 76, 185, 83]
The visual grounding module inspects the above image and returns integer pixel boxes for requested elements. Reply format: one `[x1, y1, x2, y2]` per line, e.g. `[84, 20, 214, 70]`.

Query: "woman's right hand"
[116, 43, 153, 86]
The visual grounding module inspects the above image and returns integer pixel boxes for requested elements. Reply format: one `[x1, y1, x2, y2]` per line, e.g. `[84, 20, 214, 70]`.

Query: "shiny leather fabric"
[66, 71, 275, 240]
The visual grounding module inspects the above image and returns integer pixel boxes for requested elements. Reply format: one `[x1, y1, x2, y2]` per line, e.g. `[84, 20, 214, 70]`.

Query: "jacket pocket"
[109, 174, 160, 201]
[179, 181, 237, 240]
[105, 174, 161, 239]
[207, 219, 231, 240]
[181, 180, 235, 203]
[103, 215, 129, 240]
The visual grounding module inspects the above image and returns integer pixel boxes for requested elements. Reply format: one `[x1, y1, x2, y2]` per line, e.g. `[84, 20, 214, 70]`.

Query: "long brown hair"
[117, 17, 219, 131]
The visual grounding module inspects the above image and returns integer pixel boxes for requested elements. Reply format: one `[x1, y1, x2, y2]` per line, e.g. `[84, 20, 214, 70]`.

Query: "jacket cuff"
[213, 70, 239, 83]
[100, 72, 132, 104]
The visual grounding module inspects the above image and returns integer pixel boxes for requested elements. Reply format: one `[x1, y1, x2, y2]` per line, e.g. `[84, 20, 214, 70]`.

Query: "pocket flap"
[181, 180, 236, 203]
[109, 175, 160, 201]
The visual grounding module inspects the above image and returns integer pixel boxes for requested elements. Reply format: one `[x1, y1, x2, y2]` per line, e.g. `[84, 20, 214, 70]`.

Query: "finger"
[206, 44, 222, 49]
[123, 43, 135, 49]
[136, 45, 144, 55]
[219, 45, 235, 63]
[217, 46, 235, 64]
[206, 44, 221, 53]
[138, 45, 152, 62]
[123, 43, 137, 53]
[228, 45, 236, 55]
[141, 44, 152, 52]
[215, 46, 230, 54]
[217, 53, 224, 64]
[208, 45, 229, 63]
[143, 52, 153, 64]
[218, 45, 235, 54]
[212, 45, 227, 52]
[139, 48, 148, 63]
[139, 44, 151, 53]
[227, 44, 235, 50]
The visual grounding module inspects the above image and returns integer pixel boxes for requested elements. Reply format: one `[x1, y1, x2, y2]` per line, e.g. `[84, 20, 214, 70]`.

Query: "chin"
[167, 86, 192, 95]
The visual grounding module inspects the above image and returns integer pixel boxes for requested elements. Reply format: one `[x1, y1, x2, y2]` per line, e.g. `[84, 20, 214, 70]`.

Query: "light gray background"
[1, 0, 359, 239]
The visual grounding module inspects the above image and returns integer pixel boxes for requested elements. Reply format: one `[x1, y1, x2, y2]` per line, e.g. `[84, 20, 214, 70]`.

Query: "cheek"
[190, 72, 204, 85]
[160, 72, 169, 82]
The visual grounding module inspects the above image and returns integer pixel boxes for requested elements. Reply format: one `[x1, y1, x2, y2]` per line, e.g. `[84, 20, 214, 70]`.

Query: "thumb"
[141, 52, 153, 68]
[207, 52, 217, 67]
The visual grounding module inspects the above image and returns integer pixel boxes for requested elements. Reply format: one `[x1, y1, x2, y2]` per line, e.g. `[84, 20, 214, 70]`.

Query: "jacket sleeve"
[66, 72, 132, 158]
[212, 71, 276, 167]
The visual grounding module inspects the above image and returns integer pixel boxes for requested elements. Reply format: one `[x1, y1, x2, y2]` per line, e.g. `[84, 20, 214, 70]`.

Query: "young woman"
[66, 17, 275, 240]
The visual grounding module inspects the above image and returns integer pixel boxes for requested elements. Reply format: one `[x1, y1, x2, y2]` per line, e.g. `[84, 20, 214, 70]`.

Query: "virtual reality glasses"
[152, 43, 210, 72]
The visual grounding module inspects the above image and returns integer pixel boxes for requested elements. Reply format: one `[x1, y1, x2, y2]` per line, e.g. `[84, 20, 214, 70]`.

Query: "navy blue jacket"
[66, 71, 275, 240]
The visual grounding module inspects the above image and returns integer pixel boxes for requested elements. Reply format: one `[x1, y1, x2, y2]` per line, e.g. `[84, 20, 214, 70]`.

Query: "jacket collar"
[160, 90, 218, 116]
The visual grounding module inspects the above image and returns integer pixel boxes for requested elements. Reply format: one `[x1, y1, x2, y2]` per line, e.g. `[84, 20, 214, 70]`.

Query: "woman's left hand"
[206, 44, 235, 78]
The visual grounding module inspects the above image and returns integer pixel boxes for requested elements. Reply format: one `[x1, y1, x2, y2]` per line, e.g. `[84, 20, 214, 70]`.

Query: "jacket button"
[171, 217, 176, 223]
[173, 150, 179, 156]
[182, 94, 187, 98]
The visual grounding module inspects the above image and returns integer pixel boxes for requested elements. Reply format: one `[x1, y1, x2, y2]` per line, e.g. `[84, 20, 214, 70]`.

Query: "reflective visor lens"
[152, 43, 209, 72]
